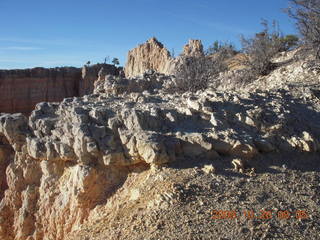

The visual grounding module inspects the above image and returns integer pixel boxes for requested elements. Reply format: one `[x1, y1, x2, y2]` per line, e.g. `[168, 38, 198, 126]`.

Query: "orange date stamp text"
[211, 209, 309, 220]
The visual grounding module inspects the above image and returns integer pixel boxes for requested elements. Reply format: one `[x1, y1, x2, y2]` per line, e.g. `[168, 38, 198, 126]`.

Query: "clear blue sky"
[0, 0, 297, 69]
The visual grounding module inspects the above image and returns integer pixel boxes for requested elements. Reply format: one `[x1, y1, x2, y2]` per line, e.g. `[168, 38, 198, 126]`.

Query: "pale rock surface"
[124, 37, 174, 78]
[124, 38, 204, 78]
[0, 44, 319, 240]
[182, 39, 204, 56]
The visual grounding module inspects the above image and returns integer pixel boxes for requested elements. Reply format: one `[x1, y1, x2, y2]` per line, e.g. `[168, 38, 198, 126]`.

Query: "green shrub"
[279, 34, 300, 51]
[206, 41, 237, 57]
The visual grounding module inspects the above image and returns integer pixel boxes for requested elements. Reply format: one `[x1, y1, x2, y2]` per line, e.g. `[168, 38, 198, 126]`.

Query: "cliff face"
[0, 67, 81, 115]
[0, 64, 118, 115]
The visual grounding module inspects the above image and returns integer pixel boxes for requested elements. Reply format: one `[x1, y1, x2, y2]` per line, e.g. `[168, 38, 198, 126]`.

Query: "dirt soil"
[68, 152, 320, 240]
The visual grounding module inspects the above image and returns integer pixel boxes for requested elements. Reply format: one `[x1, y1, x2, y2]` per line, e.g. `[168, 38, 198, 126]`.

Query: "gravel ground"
[69, 152, 320, 240]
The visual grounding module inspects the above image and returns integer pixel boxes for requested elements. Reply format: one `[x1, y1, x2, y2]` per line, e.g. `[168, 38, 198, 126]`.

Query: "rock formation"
[0, 64, 119, 115]
[182, 39, 204, 56]
[124, 38, 205, 78]
[0, 49, 319, 239]
[0, 40, 319, 239]
[124, 37, 174, 78]
[80, 63, 119, 95]
[0, 67, 81, 115]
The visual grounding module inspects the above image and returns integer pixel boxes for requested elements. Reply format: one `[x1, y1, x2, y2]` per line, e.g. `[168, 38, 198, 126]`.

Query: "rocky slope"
[0, 44, 319, 240]
[0, 64, 119, 115]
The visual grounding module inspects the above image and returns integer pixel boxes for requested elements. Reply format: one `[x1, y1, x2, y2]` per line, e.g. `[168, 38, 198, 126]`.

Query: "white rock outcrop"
[124, 38, 205, 78]
[0, 45, 319, 240]
[124, 37, 174, 78]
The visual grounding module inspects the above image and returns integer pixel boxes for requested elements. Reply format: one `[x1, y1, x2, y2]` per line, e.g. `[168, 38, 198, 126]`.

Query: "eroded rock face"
[80, 64, 119, 95]
[124, 37, 174, 78]
[0, 49, 319, 240]
[0, 68, 81, 115]
[124, 38, 205, 78]
[0, 136, 13, 200]
[94, 71, 173, 95]
[182, 39, 204, 56]
[0, 64, 119, 115]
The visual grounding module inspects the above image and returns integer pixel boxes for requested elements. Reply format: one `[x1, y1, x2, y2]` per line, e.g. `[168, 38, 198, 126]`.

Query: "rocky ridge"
[0, 42, 319, 239]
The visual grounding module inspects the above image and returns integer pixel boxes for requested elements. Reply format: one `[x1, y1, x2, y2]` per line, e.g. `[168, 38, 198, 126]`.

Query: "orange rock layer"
[0, 64, 119, 115]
